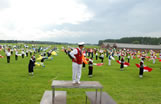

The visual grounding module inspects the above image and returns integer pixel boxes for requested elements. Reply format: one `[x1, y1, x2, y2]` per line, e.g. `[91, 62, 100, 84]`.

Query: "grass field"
[0, 44, 161, 104]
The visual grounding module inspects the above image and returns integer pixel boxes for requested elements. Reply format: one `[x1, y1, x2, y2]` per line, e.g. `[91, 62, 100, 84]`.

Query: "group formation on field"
[0, 44, 58, 75]
[63, 44, 161, 81]
[0, 44, 161, 81]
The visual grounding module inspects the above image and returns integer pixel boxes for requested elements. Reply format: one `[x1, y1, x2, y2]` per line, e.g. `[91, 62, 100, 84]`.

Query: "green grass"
[0, 45, 161, 104]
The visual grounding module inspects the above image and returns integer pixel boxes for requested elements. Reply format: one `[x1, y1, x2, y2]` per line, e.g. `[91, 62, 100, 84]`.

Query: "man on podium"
[69, 42, 85, 84]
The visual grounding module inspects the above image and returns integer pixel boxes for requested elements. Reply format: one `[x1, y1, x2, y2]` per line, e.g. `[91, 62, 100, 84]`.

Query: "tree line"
[0, 40, 96, 46]
[98, 37, 161, 45]
[0, 40, 72, 45]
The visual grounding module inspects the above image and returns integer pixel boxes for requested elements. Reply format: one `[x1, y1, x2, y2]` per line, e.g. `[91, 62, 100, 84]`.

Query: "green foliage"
[132, 40, 140, 44]
[99, 37, 161, 45]
[0, 45, 161, 104]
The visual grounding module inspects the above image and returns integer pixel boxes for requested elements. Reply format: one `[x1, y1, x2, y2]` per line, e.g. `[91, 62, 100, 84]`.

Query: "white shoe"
[120, 69, 123, 71]
[72, 80, 76, 84]
[77, 81, 80, 84]
[89, 75, 92, 78]
[139, 75, 143, 78]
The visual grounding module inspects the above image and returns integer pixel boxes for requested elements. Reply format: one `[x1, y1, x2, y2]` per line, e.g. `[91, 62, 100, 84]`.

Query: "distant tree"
[99, 37, 161, 45]
[132, 41, 140, 44]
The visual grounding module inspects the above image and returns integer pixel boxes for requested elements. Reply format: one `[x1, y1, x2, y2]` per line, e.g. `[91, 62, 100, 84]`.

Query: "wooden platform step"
[86, 91, 116, 104]
[40, 91, 66, 104]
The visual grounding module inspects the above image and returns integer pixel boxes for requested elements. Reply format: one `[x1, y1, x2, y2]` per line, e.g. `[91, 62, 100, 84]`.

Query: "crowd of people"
[0, 43, 161, 84]
[63, 43, 161, 83]
[0, 44, 58, 76]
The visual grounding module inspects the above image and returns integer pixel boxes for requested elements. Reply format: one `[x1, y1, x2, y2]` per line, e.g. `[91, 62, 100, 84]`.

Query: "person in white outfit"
[153, 56, 156, 64]
[69, 42, 85, 84]
[108, 54, 112, 66]
[6, 48, 11, 63]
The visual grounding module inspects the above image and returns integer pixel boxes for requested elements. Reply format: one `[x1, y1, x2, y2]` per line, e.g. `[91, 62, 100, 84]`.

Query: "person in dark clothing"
[120, 56, 124, 71]
[6, 48, 11, 63]
[127, 55, 130, 63]
[40, 56, 45, 67]
[28, 56, 35, 75]
[139, 58, 145, 78]
[26, 50, 28, 57]
[22, 50, 25, 58]
[15, 50, 18, 60]
[106, 50, 108, 57]
[30, 50, 32, 56]
[88, 58, 93, 77]
[117, 52, 121, 60]
[47, 51, 52, 57]
[100, 53, 104, 63]
[96, 52, 98, 60]
[11, 49, 13, 55]
[40, 55, 46, 63]
[82, 62, 86, 69]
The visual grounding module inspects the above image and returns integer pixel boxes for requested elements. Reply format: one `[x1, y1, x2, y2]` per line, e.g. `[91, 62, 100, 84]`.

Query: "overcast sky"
[0, 0, 161, 44]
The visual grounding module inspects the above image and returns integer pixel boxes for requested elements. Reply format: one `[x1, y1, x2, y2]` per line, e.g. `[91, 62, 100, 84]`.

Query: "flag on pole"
[82, 55, 88, 64]
[93, 63, 104, 66]
[116, 60, 130, 67]
[51, 51, 57, 56]
[135, 64, 152, 72]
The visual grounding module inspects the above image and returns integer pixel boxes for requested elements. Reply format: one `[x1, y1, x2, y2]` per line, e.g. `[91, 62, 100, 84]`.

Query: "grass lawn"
[0, 44, 161, 104]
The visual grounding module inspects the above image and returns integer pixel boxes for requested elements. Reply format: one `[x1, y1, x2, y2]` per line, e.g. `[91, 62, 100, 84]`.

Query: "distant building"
[101, 42, 161, 52]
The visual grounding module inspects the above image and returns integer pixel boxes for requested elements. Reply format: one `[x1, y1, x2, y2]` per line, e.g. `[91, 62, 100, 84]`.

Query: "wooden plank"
[86, 92, 117, 104]
[40, 91, 66, 104]
[52, 80, 103, 89]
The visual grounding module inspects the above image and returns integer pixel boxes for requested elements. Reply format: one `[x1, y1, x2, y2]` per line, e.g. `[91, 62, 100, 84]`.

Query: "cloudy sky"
[0, 0, 161, 44]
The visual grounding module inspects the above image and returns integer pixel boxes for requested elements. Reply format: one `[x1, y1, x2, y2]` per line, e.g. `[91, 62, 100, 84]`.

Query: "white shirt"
[69, 48, 81, 59]
[22, 51, 25, 54]
[6, 51, 11, 56]
[101, 54, 104, 58]
[15, 51, 18, 55]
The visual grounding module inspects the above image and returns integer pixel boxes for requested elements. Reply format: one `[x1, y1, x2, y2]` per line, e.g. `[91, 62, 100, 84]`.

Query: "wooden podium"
[40, 80, 116, 104]
[52, 80, 103, 104]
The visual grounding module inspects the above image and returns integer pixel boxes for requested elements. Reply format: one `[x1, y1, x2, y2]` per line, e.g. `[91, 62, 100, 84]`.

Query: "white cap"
[78, 42, 85, 46]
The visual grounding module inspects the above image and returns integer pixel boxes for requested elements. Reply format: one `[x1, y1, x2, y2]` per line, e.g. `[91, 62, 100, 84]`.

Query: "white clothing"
[15, 51, 18, 55]
[72, 62, 82, 82]
[108, 60, 111, 66]
[70, 48, 83, 82]
[101, 54, 104, 58]
[118, 53, 121, 57]
[6, 51, 11, 56]
[69, 48, 81, 59]
[153, 59, 155, 64]
[153, 56, 156, 64]
[22, 51, 25, 54]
